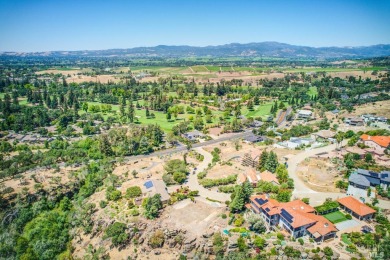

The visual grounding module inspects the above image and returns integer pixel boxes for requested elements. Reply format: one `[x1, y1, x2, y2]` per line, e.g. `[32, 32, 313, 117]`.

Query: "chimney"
[324, 223, 329, 227]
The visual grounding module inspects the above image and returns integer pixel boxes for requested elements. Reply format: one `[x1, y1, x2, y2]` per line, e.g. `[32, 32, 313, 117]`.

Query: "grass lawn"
[79, 99, 279, 132]
[324, 211, 348, 224]
[307, 86, 318, 97]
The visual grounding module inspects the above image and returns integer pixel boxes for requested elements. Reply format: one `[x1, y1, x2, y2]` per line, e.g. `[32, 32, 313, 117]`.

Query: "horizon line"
[1, 41, 390, 53]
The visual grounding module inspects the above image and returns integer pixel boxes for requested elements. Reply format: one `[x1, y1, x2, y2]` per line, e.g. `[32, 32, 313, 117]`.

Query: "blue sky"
[0, 0, 389, 51]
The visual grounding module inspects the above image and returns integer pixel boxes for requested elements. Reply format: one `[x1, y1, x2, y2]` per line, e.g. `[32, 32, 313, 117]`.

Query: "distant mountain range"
[2, 42, 390, 58]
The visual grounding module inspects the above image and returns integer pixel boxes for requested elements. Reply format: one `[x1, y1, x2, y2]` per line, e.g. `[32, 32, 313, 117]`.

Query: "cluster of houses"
[345, 114, 388, 126]
[4, 132, 54, 144]
[247, 194, 376, 242]
[341, 134, 390, 165]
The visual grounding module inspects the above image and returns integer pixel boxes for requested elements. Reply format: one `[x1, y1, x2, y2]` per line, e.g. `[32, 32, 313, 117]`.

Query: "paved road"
[288, 141, 346, 195]
[288, 141, 390, 209]
[186, 147, 230, 202]
[124, 130, 253, 162]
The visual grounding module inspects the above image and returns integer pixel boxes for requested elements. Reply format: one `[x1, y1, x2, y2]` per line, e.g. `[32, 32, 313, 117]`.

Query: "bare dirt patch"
[296, 157, 342, 192]
[345, 100, 390, 119]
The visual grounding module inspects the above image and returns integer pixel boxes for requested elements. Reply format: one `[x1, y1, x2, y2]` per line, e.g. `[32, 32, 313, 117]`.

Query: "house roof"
[246, 168, 260, 183]
[238, 172, 247, 183]
[349, 173, 370, 187]
[306, 214, 338, 236]
[356, 169, 390, 183]
[260, 170, 280, 185]
[143, 179, 170, 202]
[337, 196, 376, 217]
[314, 130, 336, 139]
[244, 134, 263, 143]
[298, 110, 312, 115]
[249, 195, 319, 229]
[345, 146, 367, 155]
[360, 134, 390, 148]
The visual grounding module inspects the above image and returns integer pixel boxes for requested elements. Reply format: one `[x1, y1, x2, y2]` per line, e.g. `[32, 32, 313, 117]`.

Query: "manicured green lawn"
[79, 99, 280, 132]
[324, 211, 348, 224]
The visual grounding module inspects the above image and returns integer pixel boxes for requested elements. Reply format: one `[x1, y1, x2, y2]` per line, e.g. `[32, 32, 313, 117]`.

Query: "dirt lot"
[344, 100, 390, 119]
[296, 157, 342, 192]
[1, 164, 79, 199]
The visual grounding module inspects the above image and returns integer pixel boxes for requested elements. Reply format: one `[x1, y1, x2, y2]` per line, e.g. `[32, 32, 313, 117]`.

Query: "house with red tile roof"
[237, 168, 261, 186]
[360, 134, 390, 154]
[337, 196, 376, 220]
[248, 195, 338, 242]
[259, 170, 280, 186]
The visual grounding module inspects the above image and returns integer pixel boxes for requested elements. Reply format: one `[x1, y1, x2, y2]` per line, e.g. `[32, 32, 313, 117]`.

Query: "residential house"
[248, 195, 337, 242]
[142, 180, 170, 204]
[259, 170, 280, 186]
[337, 196, 376, 220]
[279, 137, 314, 149]
[297, 110, 312, 119]
[182, 130, 205, 141]
[360, 134, 390, 154]
[312, 130, 336, 142]
[244, 134, 265, 144]
[349, 168, 390, 190]
[345, 117, 364, 126]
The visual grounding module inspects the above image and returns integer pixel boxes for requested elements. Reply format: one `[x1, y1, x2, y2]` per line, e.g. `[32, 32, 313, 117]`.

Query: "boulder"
[184, 236, 197, 245]
[202, 230, 214, 238]
[301, 252, 308, 259]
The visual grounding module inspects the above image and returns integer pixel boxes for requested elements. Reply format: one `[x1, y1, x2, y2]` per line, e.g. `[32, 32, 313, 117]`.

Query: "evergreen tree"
[99, 135, 113, 156]
[12, 91, 18, 105]
[265, 151, 279, 173]
[146, 107, 150, 118]
[254, 95, 260, 105]
[120, 96, 126, 117]
[258, 150, 269, 171]
[127, 99, 135, 123]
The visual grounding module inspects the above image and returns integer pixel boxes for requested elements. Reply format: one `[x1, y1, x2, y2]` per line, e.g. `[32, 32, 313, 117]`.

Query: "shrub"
[130, 209, 140, 216]
[221, 213, 227, 219]
[149, 230, 165, 248]
[104, 222, 129, 246]
[106, 186, 122, 201]
[125, 186, 142, 198]
[173, 171, 187, 184]
[218, 185, 236, 193]
[197, 171, 207, 179]
[346, 214, 352, 220]
[298, 238, 304, 245]
[199, 175, 237, 188]
[277, 233, 284, 240]
[99, 200, 108, 208]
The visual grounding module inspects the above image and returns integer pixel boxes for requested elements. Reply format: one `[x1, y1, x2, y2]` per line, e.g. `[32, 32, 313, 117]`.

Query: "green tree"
[99, 135, 113, 156]
[265, 151, 279, 173]
[258, 150, 269, 171]
[125, 186, 142, 198]
[103, 222, 129, 246]
[143, 194, 163, 219]
[275, 164, 288, 183]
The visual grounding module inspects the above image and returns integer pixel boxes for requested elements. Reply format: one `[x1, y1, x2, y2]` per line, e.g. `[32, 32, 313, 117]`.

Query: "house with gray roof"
[349, 169, 390, 190]
[142, 179, 170, 204]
